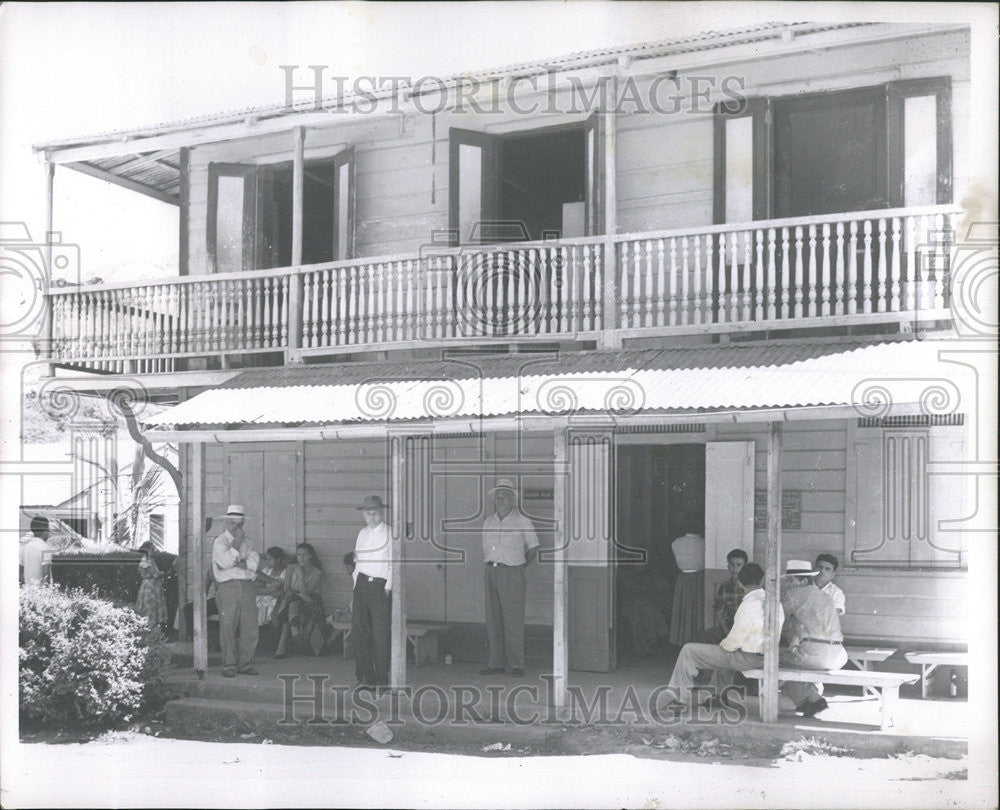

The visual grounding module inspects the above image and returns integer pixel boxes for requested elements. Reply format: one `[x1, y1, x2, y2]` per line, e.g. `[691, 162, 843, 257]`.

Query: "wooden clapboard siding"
[303, 438, 388, 611]
[839, 569, 967, 644]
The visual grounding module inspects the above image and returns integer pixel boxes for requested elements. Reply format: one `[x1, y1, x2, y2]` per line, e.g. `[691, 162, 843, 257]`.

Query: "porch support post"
[552, 426, 569, 708]
[43, 160, 55, 374]
[191, 441, 208, 677]
[601, 87, 620, 349]
[288, 126, 305, 359]
[176, 441, 189, 641]
[762, 421, 783, 722]
[389, 433, 407, 690]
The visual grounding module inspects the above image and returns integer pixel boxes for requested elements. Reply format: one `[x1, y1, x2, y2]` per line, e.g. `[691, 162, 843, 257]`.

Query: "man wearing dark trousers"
[351, 495, 392, 691]
[481, 479, 539, 678]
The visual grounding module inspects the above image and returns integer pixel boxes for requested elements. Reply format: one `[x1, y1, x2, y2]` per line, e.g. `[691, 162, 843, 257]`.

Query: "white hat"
[490, 478, 517, 494]
[782, 559, 819, 576]
[226, 504, 246, 518]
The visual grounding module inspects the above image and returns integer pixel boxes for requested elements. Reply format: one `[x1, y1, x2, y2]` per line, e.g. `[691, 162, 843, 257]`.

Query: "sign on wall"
[754, 489, 802, 531]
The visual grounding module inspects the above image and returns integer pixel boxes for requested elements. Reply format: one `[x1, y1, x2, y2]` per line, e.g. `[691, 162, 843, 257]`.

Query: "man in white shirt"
[481, 479, 539, 678]
[212, 505, 260, 677]
[814, 554, 846, 615]
[20, 516, 53, 585]
[666, 563, 783, 708]
[351, 495, 393, 690]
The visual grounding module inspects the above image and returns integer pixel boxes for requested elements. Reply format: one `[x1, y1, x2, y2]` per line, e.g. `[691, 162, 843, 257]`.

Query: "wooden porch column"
[287, 126, 305, 359]
[552, 427, 569, 708]
[43, 160, 55, 374]
[762, 421, 783, 722]
[191, 441, 208, 677]
[389, 434, 407, 690]
[601, 86, 620, 349]
[176, 441, 189, 641]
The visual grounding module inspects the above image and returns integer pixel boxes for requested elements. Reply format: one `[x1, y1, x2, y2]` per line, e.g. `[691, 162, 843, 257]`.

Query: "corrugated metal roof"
[144, 339, 965, 430]
[36, 22, 870, 153]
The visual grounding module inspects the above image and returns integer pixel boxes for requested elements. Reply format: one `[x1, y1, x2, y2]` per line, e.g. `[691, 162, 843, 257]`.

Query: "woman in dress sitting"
[272, 542, 325, 658]
[255, 546, 288, 627]
[135, 541, 168, 634]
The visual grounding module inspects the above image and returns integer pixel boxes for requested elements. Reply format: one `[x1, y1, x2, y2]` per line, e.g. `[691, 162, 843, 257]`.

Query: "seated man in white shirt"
[814, 554, 845, 615]
[665, 563, 783, 710]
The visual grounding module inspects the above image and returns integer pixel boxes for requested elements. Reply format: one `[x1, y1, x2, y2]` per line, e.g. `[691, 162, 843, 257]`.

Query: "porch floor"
[165, 643, 967, 754]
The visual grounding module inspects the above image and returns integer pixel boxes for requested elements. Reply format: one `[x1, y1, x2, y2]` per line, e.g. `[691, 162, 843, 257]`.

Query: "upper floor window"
[449, 116, 602, 245]
[208, 149, 355, 272]
[714, 78, 952, 222]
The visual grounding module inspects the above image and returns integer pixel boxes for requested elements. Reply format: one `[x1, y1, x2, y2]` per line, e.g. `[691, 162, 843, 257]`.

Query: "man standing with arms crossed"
[481, 479, 539, 678]
[213, 505, 260, 678]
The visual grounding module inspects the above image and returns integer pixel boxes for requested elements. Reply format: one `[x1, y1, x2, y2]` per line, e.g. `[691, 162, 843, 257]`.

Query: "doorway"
[615, 444, 705, 664]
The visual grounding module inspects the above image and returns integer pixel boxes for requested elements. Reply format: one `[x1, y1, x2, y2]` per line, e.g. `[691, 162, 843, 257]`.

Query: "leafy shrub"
[19, 583, 173, 729]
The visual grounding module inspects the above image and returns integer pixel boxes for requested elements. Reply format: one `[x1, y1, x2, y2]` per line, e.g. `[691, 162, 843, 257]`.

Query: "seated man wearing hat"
[665, 562, 781, 710]
[351, 495, 393, 691]
[212, 505, 261, 677]
[481, 479, 539, 678]
[778, 559, 848, 717]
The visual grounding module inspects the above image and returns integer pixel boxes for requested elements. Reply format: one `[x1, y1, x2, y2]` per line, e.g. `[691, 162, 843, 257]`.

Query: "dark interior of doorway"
[499, 127, 585, 242]
[615, 444, 705, 665]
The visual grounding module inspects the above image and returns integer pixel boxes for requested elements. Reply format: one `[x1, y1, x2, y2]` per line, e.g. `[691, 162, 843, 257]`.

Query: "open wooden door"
[704, 441, 755, 567]
[449, 128, 499, 244]
[226, 445, 300, 555]
[567, 431, 615, 672]
[583, 112, 606, 237]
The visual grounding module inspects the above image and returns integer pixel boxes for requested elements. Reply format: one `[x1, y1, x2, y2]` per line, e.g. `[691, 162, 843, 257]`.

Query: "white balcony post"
[288, 126, 305, 359]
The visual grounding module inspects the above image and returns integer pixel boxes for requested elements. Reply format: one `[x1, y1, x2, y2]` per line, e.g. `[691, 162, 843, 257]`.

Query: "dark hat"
[358, 494, 388, 511]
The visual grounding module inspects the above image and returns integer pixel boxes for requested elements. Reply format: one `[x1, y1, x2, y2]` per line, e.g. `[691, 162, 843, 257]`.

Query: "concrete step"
[166, 696, 289, 727]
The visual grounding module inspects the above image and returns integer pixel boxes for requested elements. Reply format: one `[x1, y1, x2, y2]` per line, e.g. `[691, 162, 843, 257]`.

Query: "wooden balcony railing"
[46, 204, 960, 373]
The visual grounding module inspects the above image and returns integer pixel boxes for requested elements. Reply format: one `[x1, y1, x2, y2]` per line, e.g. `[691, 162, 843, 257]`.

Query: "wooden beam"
[176, 440, 189, 641]
[552, 427, 569, 709]
[191, 442, 208, 677]
[761, 421, 783, 722]
[287, 127, 305, 357]
[389, 434, 407, 690]
[43, 161, 55, 375]
[65, 160, 179, 206]
[179, 148, 190, 276]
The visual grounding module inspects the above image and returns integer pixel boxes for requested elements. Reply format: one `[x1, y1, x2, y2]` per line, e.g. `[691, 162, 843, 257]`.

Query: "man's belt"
[486, 561, 522, 567]
[359, 574, 387, 584]
[801, 637, 843, 645]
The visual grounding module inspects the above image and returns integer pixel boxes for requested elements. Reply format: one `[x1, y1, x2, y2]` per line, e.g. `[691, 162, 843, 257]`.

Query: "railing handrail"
[46, 203, 961, 297]
[611, 203, 963, 245]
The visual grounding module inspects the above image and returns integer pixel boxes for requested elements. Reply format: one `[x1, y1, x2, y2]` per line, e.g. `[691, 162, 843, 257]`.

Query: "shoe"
[510, 668, 524, 677]
[800, 697, 829, 718]
[238, 666, 259, 675]
[479, 667, 504, 675]
[273, 652, 287, 660]
[222, 668, 237, 678]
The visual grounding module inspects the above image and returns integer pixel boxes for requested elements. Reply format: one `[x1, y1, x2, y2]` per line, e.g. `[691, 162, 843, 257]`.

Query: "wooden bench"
[844, 646, 898, 697]
[904, 651, 969, 699]
[742, 667, 918, 731]
[329, 619, 449, 666]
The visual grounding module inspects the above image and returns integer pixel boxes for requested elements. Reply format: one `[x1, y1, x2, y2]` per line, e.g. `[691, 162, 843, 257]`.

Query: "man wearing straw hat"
[480, 479, 539, 678]
[778, 559, 848, 717]
[351, 494, 393, 690]
[212, 505, 261, 677]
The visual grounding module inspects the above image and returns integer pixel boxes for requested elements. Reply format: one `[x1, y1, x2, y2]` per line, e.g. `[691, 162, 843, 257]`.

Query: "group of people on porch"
[198, 487, 848, 719]
[665, 551, 847, 718]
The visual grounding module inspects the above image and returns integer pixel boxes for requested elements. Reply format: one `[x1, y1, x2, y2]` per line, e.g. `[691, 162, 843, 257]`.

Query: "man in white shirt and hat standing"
[212, 505, 260, 677]
[351, 494, 393, 691]
[481, 479, 539, 678]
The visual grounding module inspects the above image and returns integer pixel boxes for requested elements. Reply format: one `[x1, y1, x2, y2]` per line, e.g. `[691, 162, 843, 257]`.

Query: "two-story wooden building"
[36, 22, 984, 708]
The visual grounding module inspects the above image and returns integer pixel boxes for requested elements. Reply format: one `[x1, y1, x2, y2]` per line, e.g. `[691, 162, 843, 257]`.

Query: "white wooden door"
[704, 441, 755, 568]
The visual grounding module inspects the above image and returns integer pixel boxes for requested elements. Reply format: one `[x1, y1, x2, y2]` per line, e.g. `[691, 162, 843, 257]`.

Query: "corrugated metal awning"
[143, 339, 966, 433]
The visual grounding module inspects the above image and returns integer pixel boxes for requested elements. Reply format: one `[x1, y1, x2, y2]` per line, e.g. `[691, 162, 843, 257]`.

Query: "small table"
[844, 646, 898, 697]
[904, 651, 969, 699]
